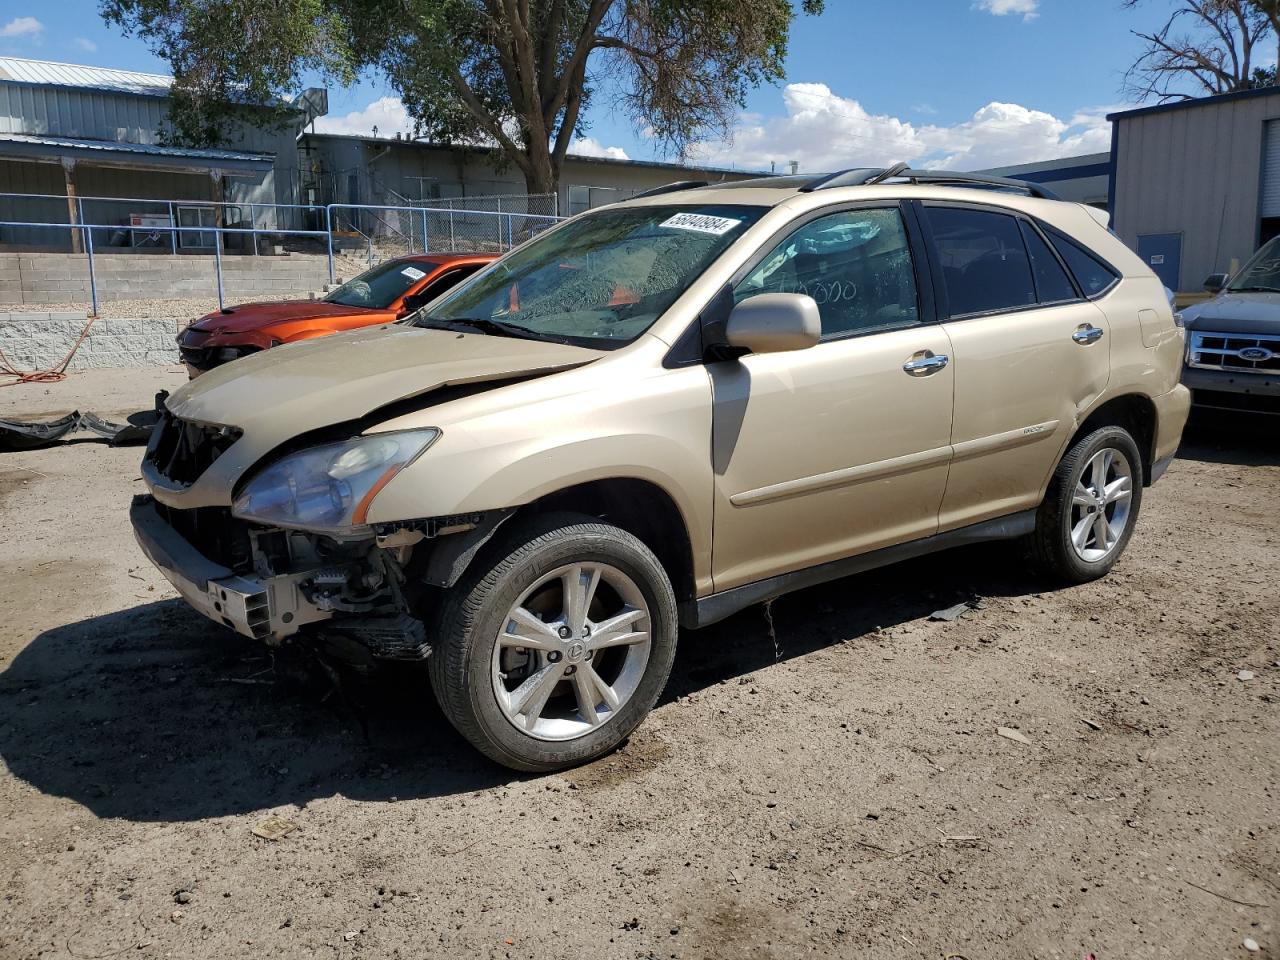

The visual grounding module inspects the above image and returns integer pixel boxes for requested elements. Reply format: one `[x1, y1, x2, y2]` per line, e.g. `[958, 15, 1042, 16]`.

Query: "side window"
[1019, 220, 1078, 303]
[925, 207, 1036, 317]
[734, 207, 919, 338]
[420, 263, 484, 299]
[1045, 226, 1120, 298]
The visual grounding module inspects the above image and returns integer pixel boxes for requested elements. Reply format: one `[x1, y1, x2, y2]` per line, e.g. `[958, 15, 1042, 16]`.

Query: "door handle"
[1072, 324, 1105, 345]
[902, 351, 950, 376]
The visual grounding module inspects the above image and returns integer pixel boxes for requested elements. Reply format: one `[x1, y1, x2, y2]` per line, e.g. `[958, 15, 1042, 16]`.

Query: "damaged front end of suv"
[131, 321, 600, 668]
[133, 414, 447, 661]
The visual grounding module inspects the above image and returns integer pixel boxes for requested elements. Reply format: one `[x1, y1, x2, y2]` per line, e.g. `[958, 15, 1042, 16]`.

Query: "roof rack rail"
[631, 180, 710, 200]
[799, 167, 888, 192]
[797, 162, 1061, 200]
[897, 168, 1062, 201]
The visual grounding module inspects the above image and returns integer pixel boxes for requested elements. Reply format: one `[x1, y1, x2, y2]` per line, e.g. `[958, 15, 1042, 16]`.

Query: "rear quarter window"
[1044, 225, 1119, 298]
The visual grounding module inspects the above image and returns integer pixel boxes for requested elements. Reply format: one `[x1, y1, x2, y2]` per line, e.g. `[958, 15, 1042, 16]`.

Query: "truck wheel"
[428, 513, 678, 772]
[1027, 426, 1144, 584]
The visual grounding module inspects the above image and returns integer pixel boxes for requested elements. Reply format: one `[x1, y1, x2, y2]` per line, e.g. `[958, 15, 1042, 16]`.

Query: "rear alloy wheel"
[1027, 425, 1144, 584]
[1068, 447, 1134, 563]
[429, 514, 678, 771]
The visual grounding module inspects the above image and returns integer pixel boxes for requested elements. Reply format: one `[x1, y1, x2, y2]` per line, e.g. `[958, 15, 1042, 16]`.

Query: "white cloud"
[568, 137, 630, 161]
[687, 83, 1114, 173]
[313, 96, 414, 138]
[73, 37, 97, 52]
[1, 16, 43, 37]
[313, 98, 633, 161]
[974, 0, 1039, 20]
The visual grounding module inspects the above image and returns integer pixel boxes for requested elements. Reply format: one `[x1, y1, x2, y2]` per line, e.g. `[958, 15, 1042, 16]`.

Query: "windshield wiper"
[415, 315, 570, 344]
[1228, 285, 1280, 293]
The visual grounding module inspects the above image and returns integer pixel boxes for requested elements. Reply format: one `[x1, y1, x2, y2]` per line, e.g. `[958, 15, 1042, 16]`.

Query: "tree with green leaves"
[102, 0, 823, 193]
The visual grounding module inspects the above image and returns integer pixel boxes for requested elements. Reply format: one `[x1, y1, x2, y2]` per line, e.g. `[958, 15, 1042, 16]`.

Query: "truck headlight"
[232, 428, 440, 534]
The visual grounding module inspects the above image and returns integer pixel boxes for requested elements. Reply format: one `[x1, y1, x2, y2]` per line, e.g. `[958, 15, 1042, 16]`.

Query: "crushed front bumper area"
[129, 495, 428, 658]
[131, 494, 330, 641]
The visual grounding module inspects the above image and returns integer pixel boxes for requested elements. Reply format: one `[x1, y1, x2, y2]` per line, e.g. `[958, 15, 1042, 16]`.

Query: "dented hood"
[167, 323, 602, 438]
[150, 323, 604, 509]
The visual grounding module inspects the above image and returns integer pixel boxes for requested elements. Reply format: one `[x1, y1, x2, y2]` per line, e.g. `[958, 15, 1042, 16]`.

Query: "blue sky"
[0, 0, 1230, 171]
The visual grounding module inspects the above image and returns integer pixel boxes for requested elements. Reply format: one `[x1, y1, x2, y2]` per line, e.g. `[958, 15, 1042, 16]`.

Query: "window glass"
[1227, 235, 1280, 292]
[1045, 227, 1119, 297]
[423, 204, 766, 345]
[326, 258, 438, 309]
[926, 207, 1036, 316]
[1019, 220, 1078, 303]
[734, 208, 918, 338]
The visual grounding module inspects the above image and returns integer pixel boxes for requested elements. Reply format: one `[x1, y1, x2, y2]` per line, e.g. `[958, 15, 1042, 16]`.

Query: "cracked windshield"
[418, 204, 767, 345]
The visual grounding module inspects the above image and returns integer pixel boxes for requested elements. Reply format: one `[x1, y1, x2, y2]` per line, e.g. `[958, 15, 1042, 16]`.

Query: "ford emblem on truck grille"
[1238, 346, 1275, 361]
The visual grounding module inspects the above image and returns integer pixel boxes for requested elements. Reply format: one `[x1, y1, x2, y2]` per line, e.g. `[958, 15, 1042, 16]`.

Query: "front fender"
[364, 362, 716, 590]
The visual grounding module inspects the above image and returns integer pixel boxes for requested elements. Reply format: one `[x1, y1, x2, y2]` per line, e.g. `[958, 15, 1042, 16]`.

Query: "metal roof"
[0, 57, 171, 98]
[0, 133, 273, 170]
[1107, 86, 1280, 122]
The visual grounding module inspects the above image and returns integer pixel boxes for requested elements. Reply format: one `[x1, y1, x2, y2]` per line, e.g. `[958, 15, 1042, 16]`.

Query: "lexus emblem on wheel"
[1237, 346, 1274, 362]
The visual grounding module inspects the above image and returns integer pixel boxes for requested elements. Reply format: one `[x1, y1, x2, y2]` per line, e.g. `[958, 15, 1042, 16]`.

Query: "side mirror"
[725, 293, 821, 355]
[1203, 273, 1228, 294]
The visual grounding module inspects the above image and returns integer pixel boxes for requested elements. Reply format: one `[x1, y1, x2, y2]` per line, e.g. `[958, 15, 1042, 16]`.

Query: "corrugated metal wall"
[0, 80, 305, 217]
[1112, 93, 1280, 290]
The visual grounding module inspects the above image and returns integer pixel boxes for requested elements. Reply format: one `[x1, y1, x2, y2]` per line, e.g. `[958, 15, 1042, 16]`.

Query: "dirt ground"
[1, 368, 1276, 960]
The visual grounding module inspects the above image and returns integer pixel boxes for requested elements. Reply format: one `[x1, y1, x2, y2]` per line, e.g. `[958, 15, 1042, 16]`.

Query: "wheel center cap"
[564, 640, 585, 663]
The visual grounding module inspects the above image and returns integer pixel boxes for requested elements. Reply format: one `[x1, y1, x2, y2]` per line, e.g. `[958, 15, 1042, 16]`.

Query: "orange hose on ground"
[0, 315, 97, 387]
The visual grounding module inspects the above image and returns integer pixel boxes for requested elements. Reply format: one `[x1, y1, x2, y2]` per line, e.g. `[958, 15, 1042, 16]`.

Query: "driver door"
[710, 204, 955, 591]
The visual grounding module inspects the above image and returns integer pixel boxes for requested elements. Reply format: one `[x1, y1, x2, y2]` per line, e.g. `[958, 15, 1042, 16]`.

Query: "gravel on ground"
[0, 367, 1276, 960]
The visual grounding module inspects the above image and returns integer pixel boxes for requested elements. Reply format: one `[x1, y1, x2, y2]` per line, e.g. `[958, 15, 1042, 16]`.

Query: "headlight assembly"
[232, 428, 440, 534]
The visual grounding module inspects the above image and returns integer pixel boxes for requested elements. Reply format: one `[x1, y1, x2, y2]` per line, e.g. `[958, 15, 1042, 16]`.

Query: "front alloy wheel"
[429, 514, 678, 772]
[493, 562, 652, 740]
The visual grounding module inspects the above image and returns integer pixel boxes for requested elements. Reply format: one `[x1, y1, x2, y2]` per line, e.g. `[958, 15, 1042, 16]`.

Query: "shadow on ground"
[4, 413, 1271, 823]
[0, 542, 1043, 823]
[1177, 408, 1280, 467]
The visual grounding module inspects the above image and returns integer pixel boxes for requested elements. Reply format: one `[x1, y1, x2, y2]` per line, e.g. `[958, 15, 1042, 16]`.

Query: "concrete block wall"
[0, 312, 183, 369]
[0, 252, 334, 306]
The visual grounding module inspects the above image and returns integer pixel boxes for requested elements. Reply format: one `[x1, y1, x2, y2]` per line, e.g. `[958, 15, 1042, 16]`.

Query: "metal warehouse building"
[0, 57, 325, 249]
[1109, 87, 1280, 294]
[975, 152, 1112, 208]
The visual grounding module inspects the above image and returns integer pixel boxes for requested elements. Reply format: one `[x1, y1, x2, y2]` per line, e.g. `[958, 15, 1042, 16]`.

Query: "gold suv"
[131, 166, 1190, 771]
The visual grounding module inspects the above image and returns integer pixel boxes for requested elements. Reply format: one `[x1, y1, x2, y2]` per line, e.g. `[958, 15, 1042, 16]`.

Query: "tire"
[427, 512, 679, 772]
[1026, 425, 1144, 584]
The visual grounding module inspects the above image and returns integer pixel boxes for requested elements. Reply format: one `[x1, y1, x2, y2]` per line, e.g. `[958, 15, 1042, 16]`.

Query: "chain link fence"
[328, 197, 561, 265]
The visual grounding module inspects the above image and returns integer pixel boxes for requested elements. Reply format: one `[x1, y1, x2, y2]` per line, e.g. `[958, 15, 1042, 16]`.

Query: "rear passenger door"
[919, 203, 1112, 532]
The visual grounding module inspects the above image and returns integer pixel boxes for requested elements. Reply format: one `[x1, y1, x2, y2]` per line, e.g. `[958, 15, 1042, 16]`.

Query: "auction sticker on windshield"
[660, 213, 743, 236]
[401, 266, 427, 280]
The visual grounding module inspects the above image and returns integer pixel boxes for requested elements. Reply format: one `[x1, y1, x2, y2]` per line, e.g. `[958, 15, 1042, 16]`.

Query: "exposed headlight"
[232, 428, 440, 534]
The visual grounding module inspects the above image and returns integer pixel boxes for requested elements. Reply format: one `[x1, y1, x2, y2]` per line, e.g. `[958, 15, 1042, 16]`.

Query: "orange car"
[177, 253, 496, 377]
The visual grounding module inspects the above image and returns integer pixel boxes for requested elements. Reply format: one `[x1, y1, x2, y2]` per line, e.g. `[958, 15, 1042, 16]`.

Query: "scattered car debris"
[0, 408, 158, 449]
[0, 412, 81, 450]
[1237, 670, 1255, 681]
[1244, 938, 1260, 952]
[79, 409, 160, 446]
[1081, 717, 1103, 730]
[0, 391, 165, 450]
[250, 816, 298, 841]
[997, 726, 1033, 745]
[929, 600, 984, 622]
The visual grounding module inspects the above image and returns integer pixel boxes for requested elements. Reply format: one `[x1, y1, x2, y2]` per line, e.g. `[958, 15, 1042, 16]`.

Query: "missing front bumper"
[130, 495, 331, 641]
